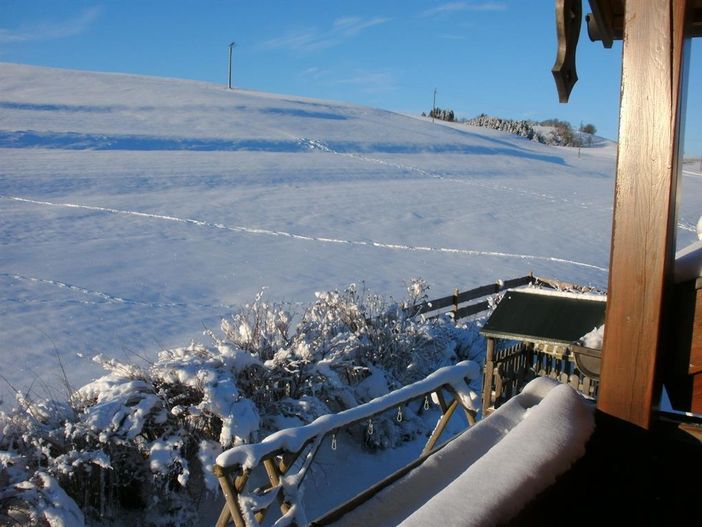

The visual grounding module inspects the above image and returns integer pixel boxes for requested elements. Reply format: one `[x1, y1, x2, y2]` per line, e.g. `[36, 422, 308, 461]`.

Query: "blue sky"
[1, 0, 700, 154]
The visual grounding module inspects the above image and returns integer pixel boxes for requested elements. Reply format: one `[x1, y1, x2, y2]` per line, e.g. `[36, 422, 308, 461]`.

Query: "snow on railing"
[213, 360, 480, 527]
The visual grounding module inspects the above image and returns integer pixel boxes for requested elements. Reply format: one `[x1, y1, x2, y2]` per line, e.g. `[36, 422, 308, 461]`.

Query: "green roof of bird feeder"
[481, 289, 606, 346]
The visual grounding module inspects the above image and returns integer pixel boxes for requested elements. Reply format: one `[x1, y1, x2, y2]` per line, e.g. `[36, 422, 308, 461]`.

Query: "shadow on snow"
[0, 130, 566, 165]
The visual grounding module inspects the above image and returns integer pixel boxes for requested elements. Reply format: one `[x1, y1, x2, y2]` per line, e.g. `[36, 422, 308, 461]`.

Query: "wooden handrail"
[213, 361, 480, 526]
[213, 274, 580, 525]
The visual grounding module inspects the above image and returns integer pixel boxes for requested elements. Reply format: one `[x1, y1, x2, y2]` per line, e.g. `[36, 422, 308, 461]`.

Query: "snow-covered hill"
[1, 62, 700, 403]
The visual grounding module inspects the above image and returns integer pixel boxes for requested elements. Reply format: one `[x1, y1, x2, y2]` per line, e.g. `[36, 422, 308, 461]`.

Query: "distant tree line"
[463, 114, 598, 147]
[420, 107, 598, 148]
[423, 107, 455, 122]
[464, 114, 535, 140]
[539, 118, 596, 135]
[538, 118, 597, 145]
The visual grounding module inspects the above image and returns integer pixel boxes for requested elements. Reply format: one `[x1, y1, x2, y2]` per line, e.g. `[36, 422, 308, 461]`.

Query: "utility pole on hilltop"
[432, 88, 437, 123]
[228, 41, 237, 89]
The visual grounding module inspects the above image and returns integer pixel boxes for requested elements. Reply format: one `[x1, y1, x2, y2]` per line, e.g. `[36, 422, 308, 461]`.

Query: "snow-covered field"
[1, 62, 701, 406]
[4, 62, 702, 526]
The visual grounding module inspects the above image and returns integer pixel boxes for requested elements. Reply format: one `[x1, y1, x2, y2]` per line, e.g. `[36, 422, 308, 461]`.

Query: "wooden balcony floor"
[507, 411, 702, 525]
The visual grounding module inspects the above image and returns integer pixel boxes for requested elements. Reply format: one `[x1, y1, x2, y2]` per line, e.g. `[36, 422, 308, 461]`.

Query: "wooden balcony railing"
[213, 361, 480, 527]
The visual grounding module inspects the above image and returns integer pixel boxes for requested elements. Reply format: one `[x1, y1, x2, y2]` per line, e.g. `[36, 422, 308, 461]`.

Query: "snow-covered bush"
[428, 107, 455, 122]
[465, 114, 597, 147]
[465, 114, 536, 140]
[219, 280, 484, 446]
[0, 280, 487, 525]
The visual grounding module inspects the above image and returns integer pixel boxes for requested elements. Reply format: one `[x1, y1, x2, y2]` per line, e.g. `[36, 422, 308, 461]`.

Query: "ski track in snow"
[1, 272, 237, 311]
[298, 137, 697, 234]
[2, 195, 608, 273]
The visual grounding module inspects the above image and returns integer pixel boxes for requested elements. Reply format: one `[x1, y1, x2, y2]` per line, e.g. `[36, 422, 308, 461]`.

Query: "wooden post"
[228, 42, 236, 89]
[452, 288, 459, 323]
[482, 337, 496, 417]
[598, 0, 689, 429]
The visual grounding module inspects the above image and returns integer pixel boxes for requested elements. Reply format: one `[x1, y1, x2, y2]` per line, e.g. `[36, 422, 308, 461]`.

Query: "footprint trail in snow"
[3, 195, 608, 273]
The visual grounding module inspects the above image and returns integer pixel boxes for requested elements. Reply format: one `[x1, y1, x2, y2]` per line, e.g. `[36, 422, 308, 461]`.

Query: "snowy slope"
[1, 62, 700, 404]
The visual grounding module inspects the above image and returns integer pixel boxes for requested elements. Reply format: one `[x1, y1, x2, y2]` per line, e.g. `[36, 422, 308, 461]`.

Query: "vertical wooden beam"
[689, 288, 702, 412]
[693, 375, 702, 414]
[598, 0, 689, 428]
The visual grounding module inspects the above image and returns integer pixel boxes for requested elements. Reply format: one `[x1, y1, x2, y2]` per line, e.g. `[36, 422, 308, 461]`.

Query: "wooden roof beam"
[586, 0, 623, 47]
[587, 0, 702, 46]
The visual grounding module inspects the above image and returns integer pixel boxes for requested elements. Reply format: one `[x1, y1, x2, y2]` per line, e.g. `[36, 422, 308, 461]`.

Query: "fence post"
[452, 288, 459, 323]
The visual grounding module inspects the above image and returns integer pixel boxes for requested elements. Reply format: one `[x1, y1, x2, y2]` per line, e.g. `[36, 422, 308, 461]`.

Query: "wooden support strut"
[435, 388, 449, 413]
[214, 466, 249, 527]
[422, 398, 460, 456]
[263, 458, 292, 516]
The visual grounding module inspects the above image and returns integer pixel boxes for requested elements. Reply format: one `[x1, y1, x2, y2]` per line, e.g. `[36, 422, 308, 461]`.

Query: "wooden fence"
[531, 347, 599, 398]
[213, 362, 480, 527]
[407, 274, 535, 321]
[407, 274, 601, 322]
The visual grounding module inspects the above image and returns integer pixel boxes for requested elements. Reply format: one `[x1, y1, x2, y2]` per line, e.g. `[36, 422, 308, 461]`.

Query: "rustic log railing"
[213, 275, 603, 525]
[213, 361, 480, 527]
